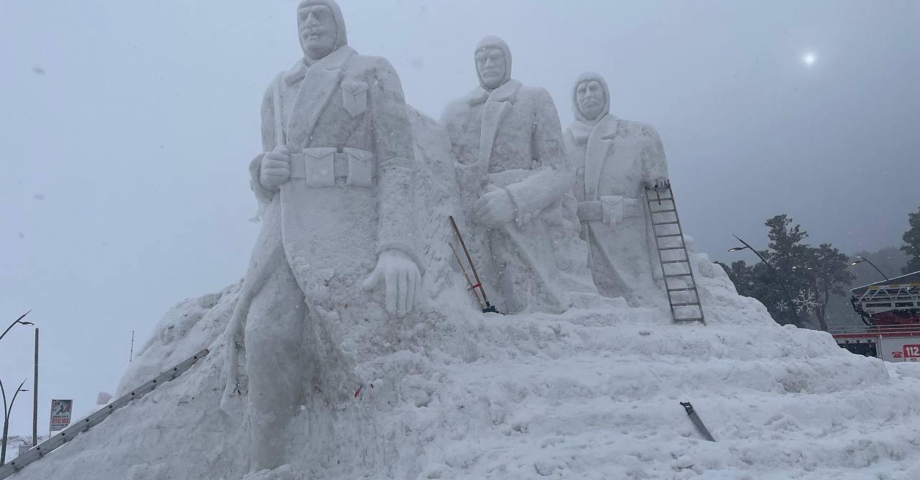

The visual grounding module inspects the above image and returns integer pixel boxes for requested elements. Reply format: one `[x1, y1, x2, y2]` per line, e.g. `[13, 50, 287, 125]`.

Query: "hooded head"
[474, 36, 512, 91]
[572, 72, 610, 124]
[297, 0, 348, 62]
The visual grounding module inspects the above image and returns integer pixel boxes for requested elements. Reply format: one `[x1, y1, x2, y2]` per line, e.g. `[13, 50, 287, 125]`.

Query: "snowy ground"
[9, 252, 920, 480]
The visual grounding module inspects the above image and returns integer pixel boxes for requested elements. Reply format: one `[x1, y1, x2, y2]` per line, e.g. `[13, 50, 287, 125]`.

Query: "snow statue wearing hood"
[440, 37, 584, 314]
[221, 0, 422, 472]
[564, 72, 670, 305]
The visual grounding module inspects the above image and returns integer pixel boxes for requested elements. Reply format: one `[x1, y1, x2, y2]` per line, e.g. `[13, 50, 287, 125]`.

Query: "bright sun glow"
[802, 52, 817, 66]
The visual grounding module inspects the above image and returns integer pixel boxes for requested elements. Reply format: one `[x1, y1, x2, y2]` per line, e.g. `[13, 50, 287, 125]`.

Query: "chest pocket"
[341, 79, 368, 117]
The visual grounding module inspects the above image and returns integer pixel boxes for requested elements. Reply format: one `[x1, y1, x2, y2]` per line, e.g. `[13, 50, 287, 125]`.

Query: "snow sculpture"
[564, 72, 670, 305]
[440, 36, 581, 314]
[220, 0, 423, 472]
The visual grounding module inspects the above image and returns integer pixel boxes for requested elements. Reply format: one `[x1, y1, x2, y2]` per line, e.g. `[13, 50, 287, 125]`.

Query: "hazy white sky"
[1, 0, 918, 437]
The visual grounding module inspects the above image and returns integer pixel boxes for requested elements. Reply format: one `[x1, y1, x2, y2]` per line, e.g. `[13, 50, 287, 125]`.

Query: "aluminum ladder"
[645, 181, 705, 324]
[0, 349, 209, 479]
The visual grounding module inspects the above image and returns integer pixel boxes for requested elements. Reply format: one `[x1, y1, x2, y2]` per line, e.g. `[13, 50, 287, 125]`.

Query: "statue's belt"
[578, 196, 641, 223]
[289, 147, 375, 188]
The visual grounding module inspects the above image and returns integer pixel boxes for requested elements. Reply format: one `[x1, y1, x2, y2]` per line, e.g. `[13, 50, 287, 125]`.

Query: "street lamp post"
[1, 379, 29, 466]
[0, 311, 33, 343]
[850, 255, 889, 281]
[729, 234, 801, 325]
[32, 328, 39, 447]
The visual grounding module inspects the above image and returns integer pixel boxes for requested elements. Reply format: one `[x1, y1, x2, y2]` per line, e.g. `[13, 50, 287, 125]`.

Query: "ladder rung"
[671, 302, 701, 307]
[668, 287, 697, 292]
[661, 259, 688, 264]
[650, 209, 676, 213]
[657, 233, 684, 238]
[665, 273, 693, 278]
[659, 246, 685, 251]
[654, 221, 680, 226]
[674, 317, 704, 323]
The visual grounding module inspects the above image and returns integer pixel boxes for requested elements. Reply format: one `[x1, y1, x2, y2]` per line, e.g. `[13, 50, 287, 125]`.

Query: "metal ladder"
[0, 349, 209, 479]
[645, 181, 705, 324]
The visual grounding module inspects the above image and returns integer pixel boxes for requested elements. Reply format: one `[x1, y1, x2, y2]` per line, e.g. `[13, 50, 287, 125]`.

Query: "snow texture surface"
[13, 244, 920, 480]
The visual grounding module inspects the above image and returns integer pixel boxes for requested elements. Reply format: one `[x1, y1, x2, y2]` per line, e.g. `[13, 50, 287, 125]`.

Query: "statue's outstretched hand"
[260, 145, 292, 191]
[474, 187, 516, 228]
[361, 250, 420, 316]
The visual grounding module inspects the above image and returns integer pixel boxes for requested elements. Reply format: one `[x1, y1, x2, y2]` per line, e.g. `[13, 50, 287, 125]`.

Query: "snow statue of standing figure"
[440, 36, 580, 314]
[564, 72, 670, 306]
[220, 0, 423, 473]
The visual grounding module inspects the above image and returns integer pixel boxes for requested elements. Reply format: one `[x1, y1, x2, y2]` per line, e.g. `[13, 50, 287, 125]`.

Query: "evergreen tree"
[720, 215, 854, 330]
[902, 207, 920, 274]
[804, 243, 855, 331]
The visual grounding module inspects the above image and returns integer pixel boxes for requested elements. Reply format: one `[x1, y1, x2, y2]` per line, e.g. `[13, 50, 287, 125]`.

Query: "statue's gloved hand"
[259, 145, 292, 191]
[646, 177, 670, 190]
[361, 250, 420, 316]
[474, 188, 516, 228]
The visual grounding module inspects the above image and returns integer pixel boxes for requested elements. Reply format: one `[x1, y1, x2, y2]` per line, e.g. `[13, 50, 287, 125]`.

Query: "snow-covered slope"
[13, 108, 920, 480]
[13, 246, 920, 480]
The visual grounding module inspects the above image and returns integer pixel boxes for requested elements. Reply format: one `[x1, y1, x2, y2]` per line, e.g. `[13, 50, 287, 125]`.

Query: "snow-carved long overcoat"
[565, 73, 669, 305]
[441, 79, 575, 314]
[222, 44, 421, 409]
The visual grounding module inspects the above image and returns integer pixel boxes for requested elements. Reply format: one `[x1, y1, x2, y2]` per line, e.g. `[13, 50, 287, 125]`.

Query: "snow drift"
[12, 110, 920, 480]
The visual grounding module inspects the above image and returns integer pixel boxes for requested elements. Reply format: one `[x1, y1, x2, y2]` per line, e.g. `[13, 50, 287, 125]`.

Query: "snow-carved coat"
[251, 46, 421, 277]
[441, 79, 576, 314]
[223, 45, 420, 405]
[565, 75, 669, 305]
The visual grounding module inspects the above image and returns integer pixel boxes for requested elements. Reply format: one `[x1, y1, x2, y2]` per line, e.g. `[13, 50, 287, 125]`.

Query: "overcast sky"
[1, 0, 918, 438]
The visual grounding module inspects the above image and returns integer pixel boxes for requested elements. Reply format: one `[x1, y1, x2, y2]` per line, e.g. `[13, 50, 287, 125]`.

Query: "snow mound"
[16, 111, 920, 479]
[15, 264, 920, 479]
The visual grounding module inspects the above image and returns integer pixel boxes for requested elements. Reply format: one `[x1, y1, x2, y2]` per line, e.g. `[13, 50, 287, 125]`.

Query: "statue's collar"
[284, 46, 357, 85]
[469, 79, 521, 106]
[569, 113, 617, 146]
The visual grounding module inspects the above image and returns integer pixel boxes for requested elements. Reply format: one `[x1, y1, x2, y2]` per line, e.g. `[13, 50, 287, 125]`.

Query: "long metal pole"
[1, 380, 27, 466]
[0, 311, 31, 343]
[32, 329, 38, 447]
[857, 256, 890, 281]
[733, 234, 801, 325]
[448, 216, 492, 306]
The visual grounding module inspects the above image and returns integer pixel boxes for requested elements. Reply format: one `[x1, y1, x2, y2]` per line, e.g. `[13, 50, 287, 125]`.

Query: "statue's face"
[475, 47, 506, 90]
[576, 80, 606, 121]
[298, 5, 337, 60]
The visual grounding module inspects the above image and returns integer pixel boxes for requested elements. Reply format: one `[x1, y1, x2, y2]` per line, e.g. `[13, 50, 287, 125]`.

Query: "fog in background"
[2, 0, 918, 437]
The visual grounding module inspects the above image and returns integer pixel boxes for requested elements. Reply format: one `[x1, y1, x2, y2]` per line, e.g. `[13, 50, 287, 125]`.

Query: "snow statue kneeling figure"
[441, 36, 578, 314]
[564, 72, 670, 306]
[220, 0, 422, 473]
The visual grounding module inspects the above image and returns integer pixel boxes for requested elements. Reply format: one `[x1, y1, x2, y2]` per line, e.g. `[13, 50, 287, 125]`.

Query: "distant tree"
[803, 244, 855, 331]
[760, 215, 812, 326]
[902, 207, 920, 274]
[721, 215, 854, 331]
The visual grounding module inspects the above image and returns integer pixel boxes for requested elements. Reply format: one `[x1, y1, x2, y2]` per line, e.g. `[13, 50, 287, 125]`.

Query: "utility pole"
[32, 329, 38, 447]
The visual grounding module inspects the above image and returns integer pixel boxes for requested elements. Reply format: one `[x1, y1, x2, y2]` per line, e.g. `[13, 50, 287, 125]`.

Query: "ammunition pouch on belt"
[289, 147, 375, 188]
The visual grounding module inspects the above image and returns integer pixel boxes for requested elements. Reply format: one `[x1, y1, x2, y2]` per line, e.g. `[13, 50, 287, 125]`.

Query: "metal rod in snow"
[450, 242, 484, 309]
[130, 330, 134, 363]
[448, 216, 491, 306]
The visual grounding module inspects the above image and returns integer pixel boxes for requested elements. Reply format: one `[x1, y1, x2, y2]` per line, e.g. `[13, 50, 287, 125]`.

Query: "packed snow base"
[13, 252, 920, 480]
